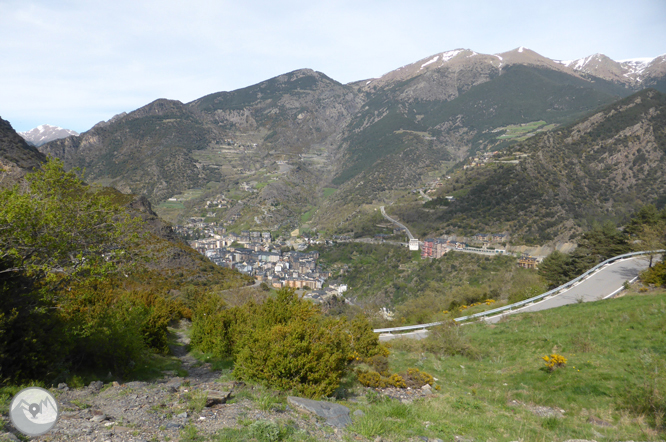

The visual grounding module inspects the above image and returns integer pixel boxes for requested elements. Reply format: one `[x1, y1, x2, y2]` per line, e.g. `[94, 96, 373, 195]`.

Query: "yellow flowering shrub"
[357, 367, 435, 389]
[542, 353, 567, 371]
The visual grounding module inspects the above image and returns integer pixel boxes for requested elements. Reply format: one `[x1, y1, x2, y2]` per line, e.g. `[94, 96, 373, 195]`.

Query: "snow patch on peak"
[420, 55, 440, 70]
[440, 49, 463, 62]
[618, 57, 656, 76]
[618, 56, 656, 64]
[518, 46, 525, 53]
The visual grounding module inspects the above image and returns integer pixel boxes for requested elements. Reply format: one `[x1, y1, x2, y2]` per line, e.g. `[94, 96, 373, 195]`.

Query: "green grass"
[369, 291, 666, 441]
[495, 120, 548, 140]
[158, 201, 185, 209]
[322, 188, 337, 198]
[300, 208, 315, 223]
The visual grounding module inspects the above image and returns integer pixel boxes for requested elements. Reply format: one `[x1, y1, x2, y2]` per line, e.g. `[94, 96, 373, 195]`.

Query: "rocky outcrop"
[0, 117, 46, 187]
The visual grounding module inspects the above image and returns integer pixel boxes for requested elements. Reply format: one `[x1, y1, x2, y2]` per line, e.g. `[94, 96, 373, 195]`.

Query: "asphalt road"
[379, 255, 653, 341]
[484, 255, 650, 323]
[380, 206, 415, 240]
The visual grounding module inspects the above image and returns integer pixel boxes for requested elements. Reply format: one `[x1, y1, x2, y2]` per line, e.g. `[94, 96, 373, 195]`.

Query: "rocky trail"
[0, 321, 364, 442]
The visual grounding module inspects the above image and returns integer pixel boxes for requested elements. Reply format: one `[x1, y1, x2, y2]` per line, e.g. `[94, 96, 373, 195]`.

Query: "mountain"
[18, 124, 78, 147]
[0, 117, 47, 186]
[0, 116, 250, 286]
[37, 47, 666, 233]
[393, 89, 666, 244]
[558, 53, 666, 89]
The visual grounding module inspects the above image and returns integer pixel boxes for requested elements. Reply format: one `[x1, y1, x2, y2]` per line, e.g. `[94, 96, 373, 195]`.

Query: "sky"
[1, 0, 665, 133]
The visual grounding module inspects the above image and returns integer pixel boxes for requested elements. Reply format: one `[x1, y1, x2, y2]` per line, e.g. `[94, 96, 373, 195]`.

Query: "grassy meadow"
[348, 290, 666, 441]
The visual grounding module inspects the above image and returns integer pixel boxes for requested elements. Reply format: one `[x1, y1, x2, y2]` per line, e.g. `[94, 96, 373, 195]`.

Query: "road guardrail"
[374, 249, 664, 334]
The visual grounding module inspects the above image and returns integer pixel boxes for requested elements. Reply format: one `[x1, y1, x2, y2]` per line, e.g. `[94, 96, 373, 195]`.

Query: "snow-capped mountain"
[19, 124, 78, 147]
[557, 53, 666, 85]
[359, 47, 666, 93]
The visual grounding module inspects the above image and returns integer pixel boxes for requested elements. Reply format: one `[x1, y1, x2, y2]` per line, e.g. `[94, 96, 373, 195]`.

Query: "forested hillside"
[391, 89, 666, 243]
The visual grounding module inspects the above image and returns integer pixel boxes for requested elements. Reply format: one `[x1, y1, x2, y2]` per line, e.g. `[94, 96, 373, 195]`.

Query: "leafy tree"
[0, 158, 143, 286]
[0, 159, 166, 383]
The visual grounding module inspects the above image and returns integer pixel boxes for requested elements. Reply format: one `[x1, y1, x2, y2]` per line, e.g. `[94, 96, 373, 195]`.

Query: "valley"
[2, 44, 666, 441]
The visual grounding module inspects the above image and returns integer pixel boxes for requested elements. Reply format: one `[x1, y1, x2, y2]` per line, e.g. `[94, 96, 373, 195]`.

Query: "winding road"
[380, 205, 415, 241]
[378, 255, 654, 341]
[484, 255, 649, 323]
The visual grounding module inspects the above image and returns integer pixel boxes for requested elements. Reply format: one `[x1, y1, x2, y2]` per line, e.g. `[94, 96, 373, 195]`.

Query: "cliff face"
[0, 117, 46, 187]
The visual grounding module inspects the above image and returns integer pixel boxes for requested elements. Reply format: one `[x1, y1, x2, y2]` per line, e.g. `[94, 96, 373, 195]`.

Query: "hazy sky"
[2, 0, 665, 133]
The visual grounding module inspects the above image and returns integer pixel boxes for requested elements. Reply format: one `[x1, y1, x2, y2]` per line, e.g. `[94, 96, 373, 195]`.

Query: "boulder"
[204, 390, 232, 407]
[287, 396, 351, 428]
[88, 380, 104, 392]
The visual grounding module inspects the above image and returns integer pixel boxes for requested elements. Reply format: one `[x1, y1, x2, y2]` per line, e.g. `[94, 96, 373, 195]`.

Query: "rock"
[0, 433, 19, 442]
[57, 383, 69, 391]
[421, 384, 432, 393]
[205, 390, 232, 407]
[353, 409, 365, 417]
[91, 414, 107, 423]
[88, 380, 104, 392]
[165, 422, 183, 430]
[562, 440, 598, 442]
[287, 396, 351, 428]
[454, 436, 474, 442]
[113, 426, 131, 433]
[112, 381, 120, 387]
[176, 412, 188, 419]
[588, 416, 613, 427]
[126, 381, 147, 389]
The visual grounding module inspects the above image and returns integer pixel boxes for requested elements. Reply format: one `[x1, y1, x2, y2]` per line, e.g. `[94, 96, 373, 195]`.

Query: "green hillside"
[390, 89, 666, 243]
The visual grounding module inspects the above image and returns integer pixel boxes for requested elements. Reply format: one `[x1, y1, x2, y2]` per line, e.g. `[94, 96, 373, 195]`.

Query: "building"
[518, 256, 538, 269]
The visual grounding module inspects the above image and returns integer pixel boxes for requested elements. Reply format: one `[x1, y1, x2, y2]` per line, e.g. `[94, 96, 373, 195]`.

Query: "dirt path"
[0, 321, 344, 442]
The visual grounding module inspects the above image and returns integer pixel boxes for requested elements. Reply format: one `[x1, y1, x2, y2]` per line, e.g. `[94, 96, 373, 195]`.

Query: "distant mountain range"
[31, 47, 666, 240]
[19, 124, 78, 147]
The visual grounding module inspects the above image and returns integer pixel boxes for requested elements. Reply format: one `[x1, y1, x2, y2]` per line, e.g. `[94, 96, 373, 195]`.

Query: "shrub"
[357, 368, 434, 390]
[191, 288, 366, 398]
[542, 354, 567, 372]
[349, 314, 389, 359]
[402, 368, 434, 388]
[357, 370, 385, 388]
[422, 321, 481, 359]
[234, 315, 350, 398]
[366, 354, 390, 376]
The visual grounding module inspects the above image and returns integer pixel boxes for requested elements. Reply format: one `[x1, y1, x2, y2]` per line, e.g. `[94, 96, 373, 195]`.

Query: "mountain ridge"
[18, 124, 78, 147]
[35, 47, 666, 236]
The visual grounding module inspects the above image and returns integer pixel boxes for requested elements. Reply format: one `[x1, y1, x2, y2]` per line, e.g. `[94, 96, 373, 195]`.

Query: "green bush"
[421, 321, 481, 360]
[191, 288, 374, 398]
[357, 368, 434, 389]
[234, 315, 350, 397]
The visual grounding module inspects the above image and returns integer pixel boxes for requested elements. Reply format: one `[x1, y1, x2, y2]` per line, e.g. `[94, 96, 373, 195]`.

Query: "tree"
[0, 159, 148, 382]
[0, 158, 143, 286]
[538, 250, 574, 289]
[633, 224, 666, 268]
